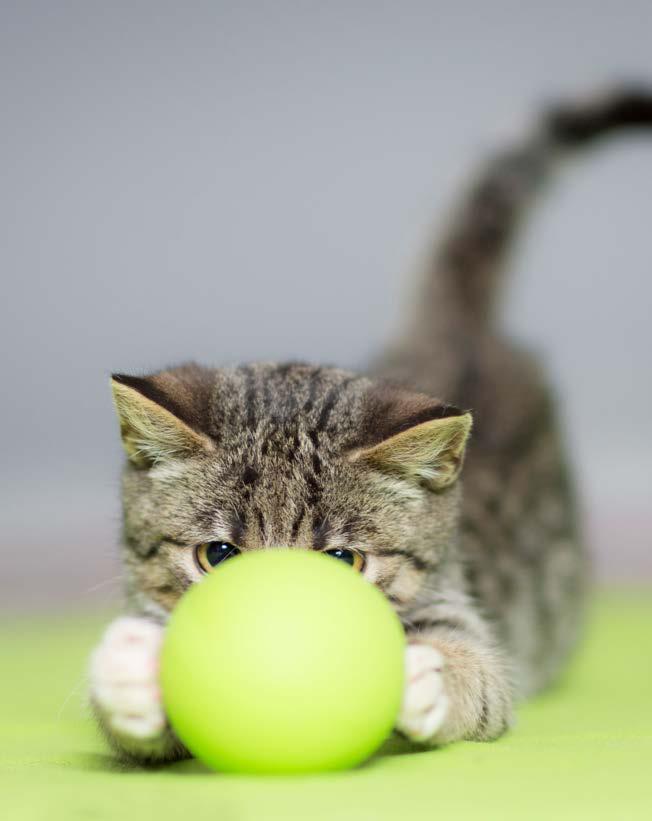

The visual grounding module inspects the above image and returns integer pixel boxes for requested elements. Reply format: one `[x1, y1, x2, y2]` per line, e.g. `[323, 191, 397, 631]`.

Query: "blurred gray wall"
[1, 1, 651, 610]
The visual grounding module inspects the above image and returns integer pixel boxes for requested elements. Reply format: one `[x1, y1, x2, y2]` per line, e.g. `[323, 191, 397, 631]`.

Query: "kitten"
[90, 87, 652, 763]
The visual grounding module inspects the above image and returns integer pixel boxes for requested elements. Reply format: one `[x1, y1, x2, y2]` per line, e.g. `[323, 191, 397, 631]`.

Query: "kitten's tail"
[422, 85, 652, 328]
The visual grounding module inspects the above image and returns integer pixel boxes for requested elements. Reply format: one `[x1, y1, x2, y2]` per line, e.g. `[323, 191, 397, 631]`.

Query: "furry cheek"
[125, 545, 200, 616]
[364, 554, 428, 610]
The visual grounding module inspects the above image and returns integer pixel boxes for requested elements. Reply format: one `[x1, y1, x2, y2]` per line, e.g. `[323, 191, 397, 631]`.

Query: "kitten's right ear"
[111, 374, 215, 468]
[349, 383, 472, 491]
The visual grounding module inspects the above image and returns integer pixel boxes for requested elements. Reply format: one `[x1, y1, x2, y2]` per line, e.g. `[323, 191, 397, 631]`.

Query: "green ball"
[161, 549, 405, 774]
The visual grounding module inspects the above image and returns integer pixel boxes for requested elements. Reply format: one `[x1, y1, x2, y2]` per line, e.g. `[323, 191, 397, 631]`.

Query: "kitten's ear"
[349, 386, 472, 491]
[111, 370, 215, 468]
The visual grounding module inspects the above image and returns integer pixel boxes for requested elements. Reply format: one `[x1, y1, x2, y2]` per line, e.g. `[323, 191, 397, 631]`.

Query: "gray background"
[2, 1, 651, 611]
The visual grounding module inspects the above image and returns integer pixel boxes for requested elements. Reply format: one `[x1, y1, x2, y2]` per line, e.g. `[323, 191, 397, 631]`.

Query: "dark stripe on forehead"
[244, 367, 257, 428]
[274, 362, 295, 377]
[278, 383, 299, 421]
[290, 506, 305, 544]
[315, 374, 362, 433]
[315, 385, 339, 432]
[262, 374, 272, 411]
[312, 517, 332, 550]
[304, 472, 321, 507]
[303, 368, 323, 412]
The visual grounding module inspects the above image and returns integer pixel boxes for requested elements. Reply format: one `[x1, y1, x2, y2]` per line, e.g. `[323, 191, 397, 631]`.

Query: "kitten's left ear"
[349, 386, 472, 491]
[111, 368, 215, 468]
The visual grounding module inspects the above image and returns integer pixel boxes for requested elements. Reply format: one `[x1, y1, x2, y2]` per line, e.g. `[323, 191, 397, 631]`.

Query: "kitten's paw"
[90, 616, 166, 742]
[396, 643, 449, 744]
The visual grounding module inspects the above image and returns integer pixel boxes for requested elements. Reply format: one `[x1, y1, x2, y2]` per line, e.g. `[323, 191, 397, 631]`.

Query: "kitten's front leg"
[397, 619, 513, 745]
[89, 616, 188, 764]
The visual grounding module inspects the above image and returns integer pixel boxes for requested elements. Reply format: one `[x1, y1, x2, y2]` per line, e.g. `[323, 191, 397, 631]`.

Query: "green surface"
[162, 550, 405, 773]
[1, 591, 651, 821]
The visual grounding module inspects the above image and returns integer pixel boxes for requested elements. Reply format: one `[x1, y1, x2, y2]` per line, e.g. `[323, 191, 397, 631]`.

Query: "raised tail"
[421, 85, 652, 328]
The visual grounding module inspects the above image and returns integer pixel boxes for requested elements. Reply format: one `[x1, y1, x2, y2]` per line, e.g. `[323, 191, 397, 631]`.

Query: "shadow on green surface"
[65, 732, 425, 778]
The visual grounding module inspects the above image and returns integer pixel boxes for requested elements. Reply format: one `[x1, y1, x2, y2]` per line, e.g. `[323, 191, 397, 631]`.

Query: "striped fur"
[93, 86, 652, 761]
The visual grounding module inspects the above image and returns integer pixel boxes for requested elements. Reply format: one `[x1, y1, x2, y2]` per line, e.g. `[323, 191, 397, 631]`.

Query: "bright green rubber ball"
[161, 549, 405, 774]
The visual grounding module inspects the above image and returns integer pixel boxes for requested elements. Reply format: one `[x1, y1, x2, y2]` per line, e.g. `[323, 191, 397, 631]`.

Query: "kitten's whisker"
[56, 674, 88, 720]
[83, 575, 124, 595]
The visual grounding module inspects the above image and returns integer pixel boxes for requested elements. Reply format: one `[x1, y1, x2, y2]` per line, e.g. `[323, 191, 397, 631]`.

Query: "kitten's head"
[111, 362, 472, 620]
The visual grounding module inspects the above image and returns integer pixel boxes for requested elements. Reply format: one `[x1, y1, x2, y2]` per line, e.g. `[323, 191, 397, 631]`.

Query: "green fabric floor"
[1, 591, 651, 821]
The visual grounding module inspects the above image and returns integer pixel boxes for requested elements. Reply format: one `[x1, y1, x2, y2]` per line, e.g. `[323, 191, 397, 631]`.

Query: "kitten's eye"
[195, 542, 240, 573]
[324, 548, 365, 572]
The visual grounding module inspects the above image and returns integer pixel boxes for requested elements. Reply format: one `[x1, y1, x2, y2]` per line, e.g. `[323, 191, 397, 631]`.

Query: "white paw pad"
[90, 616, 166, 740]
[396, 643, 449, 743]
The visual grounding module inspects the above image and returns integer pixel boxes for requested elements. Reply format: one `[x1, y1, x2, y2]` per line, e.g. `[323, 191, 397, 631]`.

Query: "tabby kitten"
[90, 88, 652, 763]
